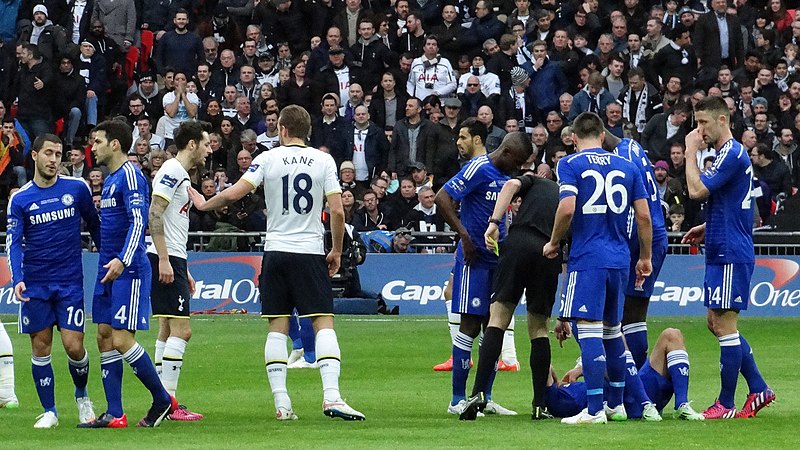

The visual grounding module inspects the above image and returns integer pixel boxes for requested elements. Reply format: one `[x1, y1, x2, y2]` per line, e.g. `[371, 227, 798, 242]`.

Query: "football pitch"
[0, 315, 797, 449]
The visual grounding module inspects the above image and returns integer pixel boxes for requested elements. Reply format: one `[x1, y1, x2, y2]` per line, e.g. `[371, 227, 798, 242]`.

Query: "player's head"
[278, 105, 311, 144]
[571, 112, 606, 151]
[31, 134, 63, 181]
[456, 117, 488, 158]
[693, 95, 731, 146]
[492, 131, 534, 174]
[93, 120, 133, 166]
[174, 121, 212, 167]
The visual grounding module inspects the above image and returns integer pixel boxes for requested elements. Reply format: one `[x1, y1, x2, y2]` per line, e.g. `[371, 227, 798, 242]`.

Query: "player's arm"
[326, 192, 345, 276]
[6, 197, 29, 301]
[683, 129, 711, 200]
[633, 197, 653, 287]
[434, 188, 474, 262]
[188, 178, 255, 211]
[148, 194, 174, 284]
[544, 196, 574, 259]
[485, 175, 526, 250]
[103, 180, 147, 283]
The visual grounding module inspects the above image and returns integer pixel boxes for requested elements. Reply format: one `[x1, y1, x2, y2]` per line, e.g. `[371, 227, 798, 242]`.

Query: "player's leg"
[0, 321, 17, 408]
[161, 318, 191, 396]
[645, 328, 702, 420]
[602, 269, 628, 421]
[526, 251, 559, 419]
[155, 318, 169, 378]
[61, 329, 94, 424]
[30, 327, 58, 427]
[287, 314, 304, 365]
[93, 323, 127, 425]
[108, 271, 174, 427]
[561, 269, 607, 424]
[434, 272, 459, 371]
[298, 317, 317, 365]
[451, 313, 481, 411]
[703, 263, 749, 418]
[498, 315, 519, 371]
[56, 284, 94, 424]
[621, 296, 649, 369]
[260, 252, 296, 419]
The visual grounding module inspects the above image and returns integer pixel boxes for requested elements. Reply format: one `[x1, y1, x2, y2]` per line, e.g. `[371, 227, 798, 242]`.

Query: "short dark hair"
[671, 99, 691, 115]
[571, 112, 605, 139]
[756, 143, 775, 160]
[694, 95, 730, 122]
[278, 105, 311, 140]
[32, 134, 62, 152]
[459, 117, 488, 144]
[93, 120, 133, 153]
[174, 121, 210, 151]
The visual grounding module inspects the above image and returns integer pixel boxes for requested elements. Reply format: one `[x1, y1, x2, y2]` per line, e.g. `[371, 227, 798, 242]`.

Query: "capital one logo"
[751, 259, 800, 308]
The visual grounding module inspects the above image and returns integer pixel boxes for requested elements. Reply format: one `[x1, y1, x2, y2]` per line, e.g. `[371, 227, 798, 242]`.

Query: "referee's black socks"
[530, 337, 551, 407]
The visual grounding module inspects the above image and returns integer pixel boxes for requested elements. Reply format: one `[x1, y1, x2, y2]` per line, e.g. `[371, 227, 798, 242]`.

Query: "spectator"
[350, 17, 393, 93]
[235, 64, 259, 102]
[233, 96, 259, 131]
[55, 55, 86, 150]
[310, 93, 348, 165]
[389, 97, 439, 178]
[460, 0, 504, 55]
[352, 189, 389, 231]
[617, 66, 662, 135]
[569, 71, 614, 122]
[342, 187, 357, 224]
[406, 35, 456, 100]
[409, 161, 432, 191]
[752, 143, 793, 199]
[255, 0, 309, 53]
[431, 4, 462, 67]
[641, 16, 671, 57]
[693, 0, 745, 71]
[458, 74, 491, 118]
[641, 99, 690, 162]
[133, 115, 165, 151]
[529, 39, 566, 124]
[155, 9, 203, 75]
[315, 45, 357, 112]
[76, 40, 107, 131]
[403, 185, 449, 252]
[753, 112, 776, 147]
[162, 71, 200, 144]
[60, 148, 91, 179]
[604, 101, 624, 138]
[395, 10, 425, 58]
[0, 119, 27, 188]
[15, 42, 54, 140]
[227, 149, 252, 183]
[342, 83, 365, 123]
[384, 177, 418, 224]
[344, 104, 389, 185]
[485, 34, 518, 95]
[133, 73, 165, 119]
[653, 159, 683, 208]
[456, 52, 501, 97]
[370, 71, 408, 132]
[276, 58, 316, 113]
[88, 167, 104, 195]
[772, 128, 800, 187]
[333, 0, 367, 48]
[197, 5, 244, 52]
[256, 110, 280, 150]
[499, 66, 535, 134]
[477, 105, 506, 152]
[91, 0, 135, 49]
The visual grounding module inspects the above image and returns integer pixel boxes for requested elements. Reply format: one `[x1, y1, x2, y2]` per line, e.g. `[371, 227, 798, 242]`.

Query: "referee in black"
[460, 160, 561, 421]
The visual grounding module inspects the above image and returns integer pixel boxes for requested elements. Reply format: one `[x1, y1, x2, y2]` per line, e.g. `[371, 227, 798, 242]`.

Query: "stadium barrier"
[0, 249, 799, 317]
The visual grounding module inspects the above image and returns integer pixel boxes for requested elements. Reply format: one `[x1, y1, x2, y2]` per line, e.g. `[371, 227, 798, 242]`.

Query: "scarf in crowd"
[622, 87, 649, 133]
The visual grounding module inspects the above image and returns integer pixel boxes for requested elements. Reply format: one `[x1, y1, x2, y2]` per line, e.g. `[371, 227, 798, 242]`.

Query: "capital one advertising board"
[0, 254, 798, 316]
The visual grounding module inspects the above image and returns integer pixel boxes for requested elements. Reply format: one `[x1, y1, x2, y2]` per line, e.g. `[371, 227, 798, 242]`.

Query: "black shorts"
[492, 228, 560, 316]
[148, 253, 191, 318]
[259, 251, 334, 317]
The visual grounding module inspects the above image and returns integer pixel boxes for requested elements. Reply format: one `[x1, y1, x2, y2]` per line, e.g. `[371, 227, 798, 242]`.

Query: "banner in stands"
[0, 254, 799, 317]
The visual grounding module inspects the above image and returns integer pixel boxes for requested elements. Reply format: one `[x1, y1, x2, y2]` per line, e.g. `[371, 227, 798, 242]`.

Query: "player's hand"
[460, 234, 477, 264]
[188, 270, 196, 296]
[188, 187, 207, 210]
[635, 258, 652, 289]
[326, 250, 341, 276]
[684, 128, 703, 152]
[561, 367, 581, 384]
[484, 223, 499, 251]
[543, 241, 559, 259]
[14, 282, 29, 302]
[554, 319, 571, 348]
[681, 223, 706, 245]
[158, 257, 174, 284]
[101, 258, 125, 283]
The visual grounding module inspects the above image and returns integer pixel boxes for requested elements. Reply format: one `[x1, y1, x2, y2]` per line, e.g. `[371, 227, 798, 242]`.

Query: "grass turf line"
[0, 315, 796, 449]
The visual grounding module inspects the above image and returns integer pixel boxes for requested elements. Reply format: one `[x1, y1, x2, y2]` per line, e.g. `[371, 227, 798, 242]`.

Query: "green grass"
[0, 315, 797, 449]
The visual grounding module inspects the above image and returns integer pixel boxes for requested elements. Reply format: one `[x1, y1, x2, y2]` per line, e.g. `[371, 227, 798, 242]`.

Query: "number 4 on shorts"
[114, 305, 127, 324]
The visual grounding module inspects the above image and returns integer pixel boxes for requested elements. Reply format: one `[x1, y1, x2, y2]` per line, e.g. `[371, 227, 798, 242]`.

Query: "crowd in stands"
[2, 0, 800, 252]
